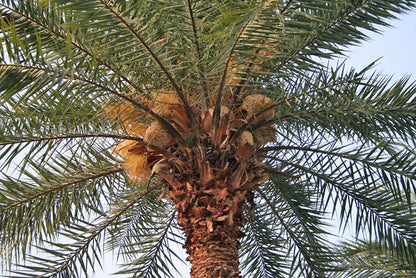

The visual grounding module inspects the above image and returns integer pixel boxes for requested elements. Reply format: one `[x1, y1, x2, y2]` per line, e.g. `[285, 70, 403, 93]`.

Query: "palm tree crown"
[1, 0, 416, 277]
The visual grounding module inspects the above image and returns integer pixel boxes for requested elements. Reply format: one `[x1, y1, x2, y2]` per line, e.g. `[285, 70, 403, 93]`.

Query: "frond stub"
[202, 106, 231, 133]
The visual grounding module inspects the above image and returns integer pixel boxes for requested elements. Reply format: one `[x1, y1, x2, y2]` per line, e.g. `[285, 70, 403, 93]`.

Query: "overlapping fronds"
[240, 197, 288, 278]
[329, 240, 416, 277]
[240, 179, 331, 278]
[0, 151, 122, 264]
[111, 199, 184, 278]
[257, 178, 332, 277]
[273, 63, 416, 143]
[4, 180, 164, 277]
[262, 133, 416, 267]
[1, 0, 416, 277]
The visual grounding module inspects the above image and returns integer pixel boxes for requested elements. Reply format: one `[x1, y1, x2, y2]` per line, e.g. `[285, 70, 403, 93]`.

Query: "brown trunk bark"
[170, 178, 246, 277]
[172, 177, 246, 277]
[164, 135, 266, 277]
[185, 220, 241, 278]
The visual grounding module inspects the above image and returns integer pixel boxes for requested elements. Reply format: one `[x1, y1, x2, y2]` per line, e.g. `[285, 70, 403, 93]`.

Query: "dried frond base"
[202, 106, 231, 133]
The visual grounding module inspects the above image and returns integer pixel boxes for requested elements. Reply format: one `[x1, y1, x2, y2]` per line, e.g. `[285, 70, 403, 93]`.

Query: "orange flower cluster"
[239, 94, 276, 145]
[107, 90, 276, 184]
[106, 91, 182, 184]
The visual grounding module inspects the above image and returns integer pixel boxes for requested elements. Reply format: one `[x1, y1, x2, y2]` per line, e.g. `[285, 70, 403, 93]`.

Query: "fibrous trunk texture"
[166, 137, 265, 278]
[173, 162, 246, 278]
[184, 216, 241, 277]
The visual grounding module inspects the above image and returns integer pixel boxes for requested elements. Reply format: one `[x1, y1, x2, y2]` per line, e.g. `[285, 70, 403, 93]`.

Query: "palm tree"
[1, 0, 416, 277]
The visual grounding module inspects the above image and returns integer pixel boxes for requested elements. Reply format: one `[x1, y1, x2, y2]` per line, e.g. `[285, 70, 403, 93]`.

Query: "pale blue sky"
[343, 9, 416, 77]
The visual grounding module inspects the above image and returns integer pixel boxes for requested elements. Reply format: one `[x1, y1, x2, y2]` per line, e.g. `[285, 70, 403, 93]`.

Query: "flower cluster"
[107, 90, 275, 185]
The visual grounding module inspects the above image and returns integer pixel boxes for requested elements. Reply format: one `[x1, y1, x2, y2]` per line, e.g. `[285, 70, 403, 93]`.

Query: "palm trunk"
[183, 218, 241, 277]
[169, 167, 250, 277]
[166, 147, 266, 277]
[172, 177, 246, 278]
[161, 120, 266, 277]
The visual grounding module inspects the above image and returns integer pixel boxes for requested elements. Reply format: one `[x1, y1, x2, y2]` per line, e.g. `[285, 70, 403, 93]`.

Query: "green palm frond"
[329, 240, 416, 277]
[256, 181, 331, 277]
[263, 126, 416, 263]
[4, 178, 162, 277]
[240, 190, 289, 278]
[107, 186, 185, 278]
[114, 209, 184, 278]
[0, 151, 122, 263]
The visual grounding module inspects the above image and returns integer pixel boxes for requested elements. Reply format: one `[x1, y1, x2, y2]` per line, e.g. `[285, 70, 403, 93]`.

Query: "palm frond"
[0, 151, 122, 264]
[329, 240, 416, 278]
[240, 192, 288, 278]
[4, 178, 162, 278]
[114, 207, 185, 278]
[271, 64, 416, 143]
[265, 134, 416, 265]
[256, 186, 331, 278]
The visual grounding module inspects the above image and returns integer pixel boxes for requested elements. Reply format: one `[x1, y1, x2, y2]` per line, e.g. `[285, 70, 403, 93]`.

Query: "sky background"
[341, 9, 416, 77]
[89, 7, 416, 278]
